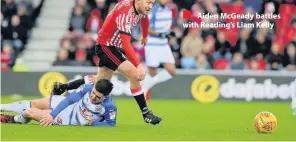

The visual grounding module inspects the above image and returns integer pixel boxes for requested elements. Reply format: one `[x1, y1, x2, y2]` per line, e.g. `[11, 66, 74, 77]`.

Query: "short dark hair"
[95, 79, 114, 96]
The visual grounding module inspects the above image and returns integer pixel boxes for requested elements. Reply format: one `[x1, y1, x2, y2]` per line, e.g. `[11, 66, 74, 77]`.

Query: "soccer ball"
[254, 111, 277, 134]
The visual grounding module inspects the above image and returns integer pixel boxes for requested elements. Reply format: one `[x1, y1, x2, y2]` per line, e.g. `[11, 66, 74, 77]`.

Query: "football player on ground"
[1, 80, 117, 127]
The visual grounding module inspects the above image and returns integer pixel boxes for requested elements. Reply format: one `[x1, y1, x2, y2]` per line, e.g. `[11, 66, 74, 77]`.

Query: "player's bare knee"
[129, 75, 139, 84]
[167, 69, 176, 76]
[125, 69, 138, 82]
[164, 64, 176, 76]
[128, 72, 141, 85]
[31, 96, 50, 109]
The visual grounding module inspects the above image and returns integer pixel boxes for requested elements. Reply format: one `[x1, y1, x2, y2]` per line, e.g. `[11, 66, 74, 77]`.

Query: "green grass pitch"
[1, 96, 296, 141]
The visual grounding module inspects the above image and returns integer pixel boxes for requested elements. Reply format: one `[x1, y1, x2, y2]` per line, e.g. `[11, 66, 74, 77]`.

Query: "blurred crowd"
[178, 0, 296, 71]
[54, 0, 296, 71]
[1, 0, 44, 71]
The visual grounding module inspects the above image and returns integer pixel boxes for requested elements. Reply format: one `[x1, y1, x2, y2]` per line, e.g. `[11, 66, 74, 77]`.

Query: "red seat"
[245, 59, 266, 70]
[286, 27, 296, 41]
[273, 36, 289, 53]
[276, 15, 293, 27]
[258, 60, 267, 70]
[276, 26, 288, 37]
[275, 27, 296, 47]
[225, 31, 238, 46]
[279, 4, 296, 15]
[214, 59, 230, 70]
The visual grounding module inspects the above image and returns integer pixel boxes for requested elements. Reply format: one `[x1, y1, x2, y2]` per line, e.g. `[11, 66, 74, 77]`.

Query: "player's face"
[138, 0, 155, 15]
[90, 88, 106, 104]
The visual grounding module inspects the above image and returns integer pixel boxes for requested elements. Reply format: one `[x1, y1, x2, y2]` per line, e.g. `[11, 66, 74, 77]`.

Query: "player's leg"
[0, 108, 49, 124]
[7, 108, 52, 124]
[1, 100, 31, 114]
[11, 95, 66, 124]
[141, 46, 160, 91]
[2, 108, 49, 124]
[142, 67, 157, 91]
[143, 64, 175, 100]
[31, 96, 51, 109]
[152, 45, 176, 84]
[94, 44, 116, 81]
[142, 46, 175, 91]
[117, 60, 162, 124]
[94, 66, 114, 81]
[118, 60, 146, 109]
[158, 63, 176, 83]
[23, 108, 51, 121]
[144, 67, 158, 100]
[95, 44, 161, 124]
[1, 96, 51, 114]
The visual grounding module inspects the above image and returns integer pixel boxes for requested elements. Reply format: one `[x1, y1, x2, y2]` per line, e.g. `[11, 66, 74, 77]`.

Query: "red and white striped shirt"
[97, 0, 146, 48]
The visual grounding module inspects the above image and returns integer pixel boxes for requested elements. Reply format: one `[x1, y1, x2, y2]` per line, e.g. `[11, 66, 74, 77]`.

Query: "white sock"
[1, 100, 31, 114]
[14, 115, 30, 124]
[142, 74, 154, 91]
[142, 70, 173, 90]
[152, 70, 173, 85]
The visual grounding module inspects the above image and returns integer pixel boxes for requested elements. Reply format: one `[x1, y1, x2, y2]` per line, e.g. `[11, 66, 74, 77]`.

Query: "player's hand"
[136, 64, 145, 81]
[83, 109, 93, 125]
[141, 37, 148, 47]
[40, 114, 54, 126]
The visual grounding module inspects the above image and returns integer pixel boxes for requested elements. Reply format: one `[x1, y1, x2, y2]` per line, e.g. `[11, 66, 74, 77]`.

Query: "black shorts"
[95, 44, 127, 71]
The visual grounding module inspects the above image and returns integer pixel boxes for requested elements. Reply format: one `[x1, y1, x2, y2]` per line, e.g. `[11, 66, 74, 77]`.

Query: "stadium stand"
[16, 0, 75, 71]
[2, 0, 296, 71]
[1, 0, 45, 71]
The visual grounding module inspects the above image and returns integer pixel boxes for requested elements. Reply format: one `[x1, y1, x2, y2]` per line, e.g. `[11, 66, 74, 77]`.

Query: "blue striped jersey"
[147, 3, 172, 47]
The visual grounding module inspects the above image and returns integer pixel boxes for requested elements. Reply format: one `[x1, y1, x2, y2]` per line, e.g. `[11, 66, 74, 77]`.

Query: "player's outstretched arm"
[50, 85, 91, 119]
[91, 119, 116, 127]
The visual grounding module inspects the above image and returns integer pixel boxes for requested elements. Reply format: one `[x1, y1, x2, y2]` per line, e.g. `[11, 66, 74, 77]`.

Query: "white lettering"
[220, 78, 295, 101]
